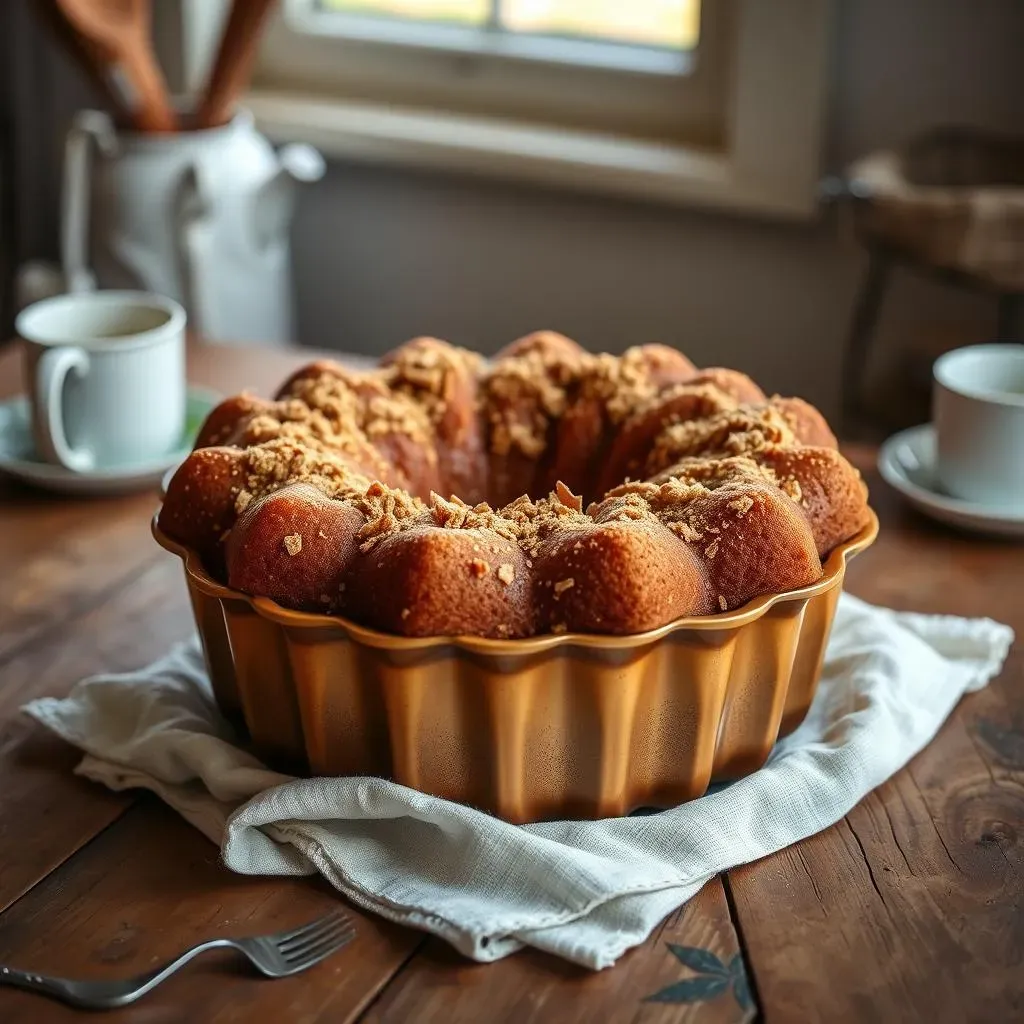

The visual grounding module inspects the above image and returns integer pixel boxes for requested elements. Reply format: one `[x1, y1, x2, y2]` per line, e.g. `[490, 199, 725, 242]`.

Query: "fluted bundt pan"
[154, 509, 876, 823]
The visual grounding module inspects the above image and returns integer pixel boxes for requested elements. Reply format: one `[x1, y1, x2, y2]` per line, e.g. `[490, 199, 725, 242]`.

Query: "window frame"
[255, 0, 731, 145]
[172, 0, 832, 220]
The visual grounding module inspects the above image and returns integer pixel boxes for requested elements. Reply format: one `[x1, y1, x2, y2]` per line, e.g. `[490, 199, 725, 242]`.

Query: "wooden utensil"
[197, 0, 279, 129]
[53, 0, 177, 133]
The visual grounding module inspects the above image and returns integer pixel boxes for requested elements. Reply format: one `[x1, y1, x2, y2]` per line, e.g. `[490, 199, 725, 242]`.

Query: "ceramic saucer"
[0, 388, 219, 497]
[878, 424, 1024, 539]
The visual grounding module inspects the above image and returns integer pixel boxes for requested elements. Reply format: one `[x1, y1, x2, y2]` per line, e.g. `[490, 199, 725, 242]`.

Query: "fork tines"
[276, 910, 356, 967]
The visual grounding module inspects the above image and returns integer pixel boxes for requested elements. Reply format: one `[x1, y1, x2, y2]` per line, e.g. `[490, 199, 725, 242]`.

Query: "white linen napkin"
[24, 594, 1012, 970]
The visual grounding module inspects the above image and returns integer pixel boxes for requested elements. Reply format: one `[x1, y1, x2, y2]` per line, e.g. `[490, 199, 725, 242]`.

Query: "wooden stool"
[836, 128, 1024, 435]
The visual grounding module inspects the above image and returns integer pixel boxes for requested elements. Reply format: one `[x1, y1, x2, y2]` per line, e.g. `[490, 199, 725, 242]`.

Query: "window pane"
[319, 0, 489, 25]
[501, 0, 700, 50]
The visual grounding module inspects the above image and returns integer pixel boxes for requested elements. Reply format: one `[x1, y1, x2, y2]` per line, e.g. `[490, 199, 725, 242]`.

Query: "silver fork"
[0, 910, 355, 1010]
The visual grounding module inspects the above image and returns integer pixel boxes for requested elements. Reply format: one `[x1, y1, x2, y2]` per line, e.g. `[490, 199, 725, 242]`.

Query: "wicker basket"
[848, 128, 1024, 291]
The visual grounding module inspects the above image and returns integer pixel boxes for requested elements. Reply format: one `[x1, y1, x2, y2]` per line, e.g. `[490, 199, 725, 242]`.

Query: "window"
[255, 0, 728, 144]
[320, 1, 700, 50]
[177, 0, 830, 218]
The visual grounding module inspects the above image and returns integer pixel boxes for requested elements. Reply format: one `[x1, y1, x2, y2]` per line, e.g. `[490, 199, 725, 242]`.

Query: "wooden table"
[0, 342, 1020, 1024]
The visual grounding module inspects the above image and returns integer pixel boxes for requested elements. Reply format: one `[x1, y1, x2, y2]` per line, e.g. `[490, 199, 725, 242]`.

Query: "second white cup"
[933, 343, 1024, 508]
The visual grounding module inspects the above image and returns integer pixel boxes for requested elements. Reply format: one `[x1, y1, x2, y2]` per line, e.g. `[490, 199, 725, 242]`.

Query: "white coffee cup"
[17, 290, 186, 473]
[933, 344, 1024, 508]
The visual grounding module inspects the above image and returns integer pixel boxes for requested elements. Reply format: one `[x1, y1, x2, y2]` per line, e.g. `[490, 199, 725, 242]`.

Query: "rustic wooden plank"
[0, 556, 189, 718]
[0, 798, 424, 1024]
[727, 675, 1023, 1023]
[360, 878, 755, 1024]
[0, 488, 165, 663]
[0, 556, 193, 914]
[0, 723, 129, 917]
[726, 459, 1024, 1023]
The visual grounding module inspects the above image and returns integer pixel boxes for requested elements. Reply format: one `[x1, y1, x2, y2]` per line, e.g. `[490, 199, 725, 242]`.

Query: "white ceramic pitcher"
[60, 108, 324, 346]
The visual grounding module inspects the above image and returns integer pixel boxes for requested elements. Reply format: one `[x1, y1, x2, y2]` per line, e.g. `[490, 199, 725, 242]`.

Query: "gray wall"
[290, 0, 1023, 420]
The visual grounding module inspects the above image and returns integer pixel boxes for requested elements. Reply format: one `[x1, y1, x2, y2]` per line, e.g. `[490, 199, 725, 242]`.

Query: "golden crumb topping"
[354, 480, 425, 552]
[238, 439, 372, 505]
[647, 455, 778, 491]
[631, 381, 738, 423]
[554, 481, 583, 512]
[382, 338, 483, 437]
[646, 406, 795, 476]
[728, 495, 755, 515]
[483, 347, 581, 458]
[576, 348, 705, 425]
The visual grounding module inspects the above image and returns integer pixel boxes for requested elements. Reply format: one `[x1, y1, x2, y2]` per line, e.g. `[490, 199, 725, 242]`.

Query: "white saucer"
[878, 424, 1024, 539]
[0, 388, 219, 497]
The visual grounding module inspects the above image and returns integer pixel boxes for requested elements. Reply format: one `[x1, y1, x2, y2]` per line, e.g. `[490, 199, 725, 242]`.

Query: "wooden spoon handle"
[122, 45, 178, 133]
[197, 0, 279, 129]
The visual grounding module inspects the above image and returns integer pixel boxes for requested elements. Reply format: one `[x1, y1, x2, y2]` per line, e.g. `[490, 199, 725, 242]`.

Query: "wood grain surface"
[362, 880, 755, 1024]
[0, 800, 423, 1024]
[0, 341, 1020, 1023]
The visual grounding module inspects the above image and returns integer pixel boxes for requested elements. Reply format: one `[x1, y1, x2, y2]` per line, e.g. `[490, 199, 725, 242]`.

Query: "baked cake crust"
[159, 335, 870, 637]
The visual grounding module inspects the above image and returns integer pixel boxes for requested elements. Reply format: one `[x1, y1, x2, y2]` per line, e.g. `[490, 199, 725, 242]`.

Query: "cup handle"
[35, 347, 94, 472]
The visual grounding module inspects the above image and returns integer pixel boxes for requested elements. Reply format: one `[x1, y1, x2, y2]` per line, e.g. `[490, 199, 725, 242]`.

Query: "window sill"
[247, 88, 820, 221]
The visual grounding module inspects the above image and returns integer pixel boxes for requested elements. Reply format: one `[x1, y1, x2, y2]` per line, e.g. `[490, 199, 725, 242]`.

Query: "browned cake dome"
[160, 333, 870, 637]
